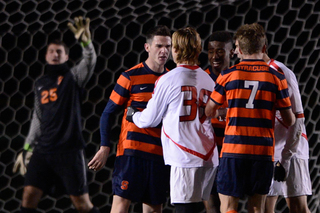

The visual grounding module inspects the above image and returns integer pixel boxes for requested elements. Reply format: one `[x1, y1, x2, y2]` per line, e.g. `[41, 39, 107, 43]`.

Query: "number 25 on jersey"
[41, 88, 58, 104]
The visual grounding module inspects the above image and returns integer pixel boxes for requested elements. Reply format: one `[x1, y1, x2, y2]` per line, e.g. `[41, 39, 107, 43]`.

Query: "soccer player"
[203, 31, 234, 213]
[205, 31, 234, 148]
[12, 17, 99, 213]
[263, 52, 312, 213]
[128, 27, 220, 213]
[205, 23, 296, 213]
[87, 25, 172, 213]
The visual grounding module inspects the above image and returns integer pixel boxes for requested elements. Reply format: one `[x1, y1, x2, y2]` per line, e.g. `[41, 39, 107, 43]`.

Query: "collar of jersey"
[177, 64, 199, 70]
[45, 62, 69, 76]
[241, 59, 264, 62]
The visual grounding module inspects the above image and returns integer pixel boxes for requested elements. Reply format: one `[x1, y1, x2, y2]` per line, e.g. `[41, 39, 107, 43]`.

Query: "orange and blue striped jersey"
[205, 66, 226, 147]
[100, 62, 168, 161]
[210, 59, 292, 161]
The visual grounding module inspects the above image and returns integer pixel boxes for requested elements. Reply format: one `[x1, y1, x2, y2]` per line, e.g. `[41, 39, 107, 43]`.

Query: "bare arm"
[279, 108, 296, 127]
[205, 99, 220, 118]
[88, 146, 110, 171]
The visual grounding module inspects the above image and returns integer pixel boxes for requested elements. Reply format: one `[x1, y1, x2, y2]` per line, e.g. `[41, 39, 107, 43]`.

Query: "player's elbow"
[280, 109, 296, 127]
[132, 114, 153, 128]
[205, 100, 217, 117]
[134, 121, 150, 128]
[283, 116, 296, 127]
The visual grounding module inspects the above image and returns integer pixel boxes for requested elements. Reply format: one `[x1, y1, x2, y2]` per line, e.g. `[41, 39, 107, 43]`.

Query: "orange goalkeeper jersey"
[210, 59, 292, 161]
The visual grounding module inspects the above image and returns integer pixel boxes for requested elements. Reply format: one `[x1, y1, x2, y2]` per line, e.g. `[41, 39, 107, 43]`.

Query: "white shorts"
[268, 157, 312, 198]
[170, 166, 218, 204]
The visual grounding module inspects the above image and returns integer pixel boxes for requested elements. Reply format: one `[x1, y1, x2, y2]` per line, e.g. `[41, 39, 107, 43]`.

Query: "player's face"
[45, 44, 69, 65]
[208, 41, 233, 73]
[145, 35, 171, 66]
[234, 40, 243, 62]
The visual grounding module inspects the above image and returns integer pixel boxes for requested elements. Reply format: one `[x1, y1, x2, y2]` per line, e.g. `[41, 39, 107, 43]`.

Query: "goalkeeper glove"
[274, 161, 286, 182]
[12, 150, 33, 176]
[67, 16, 91, 46]
[126, 106, 139, 122]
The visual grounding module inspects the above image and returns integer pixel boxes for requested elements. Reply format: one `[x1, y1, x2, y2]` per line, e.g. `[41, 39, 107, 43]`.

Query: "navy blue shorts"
[112, 155, 170, 205]
[24, 150, 88, 196]
[217, 157, 273, 198]
[210, 166, 219, 195]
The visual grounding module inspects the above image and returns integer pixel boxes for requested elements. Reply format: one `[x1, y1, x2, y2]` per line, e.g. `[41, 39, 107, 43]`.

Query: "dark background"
[0, 0, 319, 212]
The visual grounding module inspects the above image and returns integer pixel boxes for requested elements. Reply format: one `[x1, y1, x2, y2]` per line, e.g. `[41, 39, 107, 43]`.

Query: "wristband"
[23, 143, 33, 152]
[81, 39, 92, 47]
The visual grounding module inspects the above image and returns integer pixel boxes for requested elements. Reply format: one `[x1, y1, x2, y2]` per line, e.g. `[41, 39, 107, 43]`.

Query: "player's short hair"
[172, 27, 202, 65]
[265, 36, 269, 55]
[146, 25, 171, 43]
[209, 31, 233, 45]
[47, 39, 69, 55]
[234, 23, 266, 55]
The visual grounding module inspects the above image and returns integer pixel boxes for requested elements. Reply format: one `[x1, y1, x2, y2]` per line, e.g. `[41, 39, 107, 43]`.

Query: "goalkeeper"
[12, 16, 99, 213]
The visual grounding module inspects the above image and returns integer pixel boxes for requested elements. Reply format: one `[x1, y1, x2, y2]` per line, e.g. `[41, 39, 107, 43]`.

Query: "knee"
[74, 202, 93, 213]
[70, 193, 94, 213]
[289, 205, 309, 213]
[22, 186, 43, 208]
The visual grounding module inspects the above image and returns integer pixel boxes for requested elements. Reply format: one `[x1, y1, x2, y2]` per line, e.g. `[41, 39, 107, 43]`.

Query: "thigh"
[285, 196, 310, 213]
[267, 174, 285, 196]
[247, 194, 267, 213]
[22, 185, 43, 208]
[24, 152, 55, 192]
[217, 157, 245, 198]
[265, 196, 278, 213]
[218, 193, 239, 213]
[247, 160, 274, 196]
[284, 157, 312, 198]
[112, 155, 145, 203]
[50, 150, 88, 196]
[170, 166, 216, 203]
[217, 158, 273, 197]
[143, 160, 170, 205]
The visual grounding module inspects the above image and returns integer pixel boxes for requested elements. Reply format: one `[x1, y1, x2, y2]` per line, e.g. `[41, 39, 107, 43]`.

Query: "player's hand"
[67, 16, 91, 43]
[12, 150, 33, 176]
[217, 107, 227, 120]
[88, 146, 110, 171]
[274, 161, 286, 182]
[126, 106, 139, 122]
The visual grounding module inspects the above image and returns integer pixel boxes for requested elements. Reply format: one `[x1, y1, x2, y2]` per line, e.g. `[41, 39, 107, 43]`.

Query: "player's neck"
[262, 53, 270, 63]
[145, 60, 165, 73]
[212, 67, 222, 76]
[242, 52, 264, 60]
[177, 62, 197, 66]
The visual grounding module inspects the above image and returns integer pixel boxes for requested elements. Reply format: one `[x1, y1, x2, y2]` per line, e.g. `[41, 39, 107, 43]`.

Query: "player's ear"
[230, 49, 235, 58]
[144, 43, 150, 52]
[262, 44, 267, 53]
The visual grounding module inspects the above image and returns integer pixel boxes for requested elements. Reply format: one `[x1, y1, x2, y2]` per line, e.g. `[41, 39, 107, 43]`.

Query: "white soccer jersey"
[268, 59, 309, 161]
[133, 65, 219, 168]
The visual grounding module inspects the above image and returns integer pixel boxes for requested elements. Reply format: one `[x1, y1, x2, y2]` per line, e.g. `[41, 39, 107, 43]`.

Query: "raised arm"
[68, 17, 97, 87]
